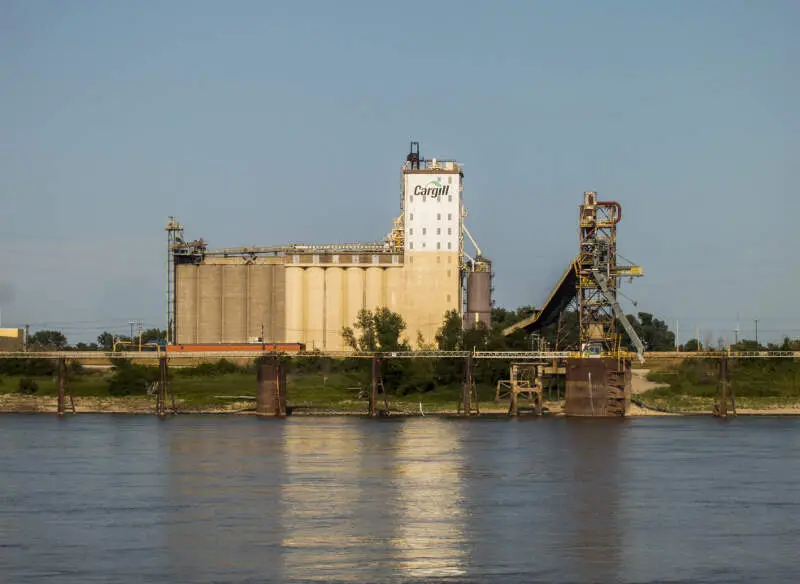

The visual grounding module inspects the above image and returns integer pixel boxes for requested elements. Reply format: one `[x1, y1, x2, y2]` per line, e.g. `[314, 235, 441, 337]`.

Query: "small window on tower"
[437, 213, 441, 220]
[448, 176, 452, 184]
[447, 213, 452, 220]
[447, 242, 452, 250]
[448, 195, 452, 202]
[422, 227, 427, 235]
[422, 242, 426, 248]
[409, 242, 414, 250]
[436, 228, 441, 235]
[409, 228, 413, 235]
[436, 242, 441, 250]
[409, 213, 414, 221]
[447, 294, 452, 302]
[448, 227, 452, 235]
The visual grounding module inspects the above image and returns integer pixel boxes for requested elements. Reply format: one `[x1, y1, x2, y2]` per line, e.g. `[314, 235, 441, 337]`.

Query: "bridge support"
[458, 355, 479, 416]
[714, 356, 735, 418]
[257, 357, 286, 417]
[369, 356, 389, 417]
[565, 358, 630, 417]
[156, 356, 175, 417]
[57, 358, 66, 417]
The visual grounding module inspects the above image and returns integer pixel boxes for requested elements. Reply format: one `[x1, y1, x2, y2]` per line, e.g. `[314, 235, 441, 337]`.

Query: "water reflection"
[165, 418, 286, 583]
[563, 419, 624, 582]
[391, 419, 467, 579]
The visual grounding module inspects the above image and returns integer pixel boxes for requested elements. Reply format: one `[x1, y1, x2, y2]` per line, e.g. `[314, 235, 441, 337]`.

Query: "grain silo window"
[422, 242, 426, 248]
[437, 213, 441, 220]
[448, 227, 452, 235]
[447, 213, 452, 220]
[409, 242, 414, 250]
[447, 294, 451, 302]
[448, 195, 452, 202]
[410, 213, 414, 221]
[436, 242, 441, 250]
[409, 228, 413, 235]
[447, 242, 452, 250]
[422, 227, 427, 235]
[436, 228, 440, 235]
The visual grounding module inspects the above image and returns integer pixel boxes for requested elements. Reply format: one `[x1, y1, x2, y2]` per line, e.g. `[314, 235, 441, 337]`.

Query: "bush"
[108, 358, 158, 396]
[18, 378, 39, 395]
[177, 359, 243, 377]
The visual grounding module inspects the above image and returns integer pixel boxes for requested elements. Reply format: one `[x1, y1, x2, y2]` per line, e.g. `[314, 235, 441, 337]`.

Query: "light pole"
[754, 319, 759, 346]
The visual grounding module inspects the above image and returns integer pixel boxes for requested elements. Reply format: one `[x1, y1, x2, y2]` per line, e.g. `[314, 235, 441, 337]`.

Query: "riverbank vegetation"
[638, 358, 800, 411]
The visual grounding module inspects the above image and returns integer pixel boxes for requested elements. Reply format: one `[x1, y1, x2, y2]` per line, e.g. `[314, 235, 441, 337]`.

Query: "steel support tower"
[577, 191, 644, 360]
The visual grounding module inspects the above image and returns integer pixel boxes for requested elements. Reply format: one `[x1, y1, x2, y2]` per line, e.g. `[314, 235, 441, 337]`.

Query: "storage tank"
[365, 267, 384, 311]
[345, 267, 365, 332]
[198, 264, 223, 342]
[465, 258, 492, 328]
[385, 268, 403, 314]
[305, 267, 325, 350]
[325, 267, 344, 350]
[175, 264, 198, 344]
[285, 266, 304, 343]
[221, 264, 246, 343]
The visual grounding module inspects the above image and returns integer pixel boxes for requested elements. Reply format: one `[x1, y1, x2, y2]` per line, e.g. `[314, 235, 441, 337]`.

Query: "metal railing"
[1, 350, 797, 360]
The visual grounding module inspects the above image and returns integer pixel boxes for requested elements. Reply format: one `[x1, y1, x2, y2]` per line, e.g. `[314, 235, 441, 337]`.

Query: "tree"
[342, 308, 408, 352]
[435, 310, 462, 351]
[682, 338, 700, 352]
[141, 328, 166, 345]
[97, 332, 115, 351]
[29, 330, 67, 351]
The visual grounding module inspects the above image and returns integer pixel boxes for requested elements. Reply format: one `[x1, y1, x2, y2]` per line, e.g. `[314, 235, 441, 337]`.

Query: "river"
[0, 415, 798, 583]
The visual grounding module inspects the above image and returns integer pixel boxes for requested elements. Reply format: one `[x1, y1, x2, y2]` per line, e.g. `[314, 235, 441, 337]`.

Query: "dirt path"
[630, 369, 668, 395]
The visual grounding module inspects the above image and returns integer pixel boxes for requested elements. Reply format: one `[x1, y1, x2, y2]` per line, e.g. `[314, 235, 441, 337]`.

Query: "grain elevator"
[167, 143, 491, 350]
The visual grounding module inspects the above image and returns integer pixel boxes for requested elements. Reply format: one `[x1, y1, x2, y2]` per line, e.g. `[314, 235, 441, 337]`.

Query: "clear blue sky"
[1, 0, 798, 344]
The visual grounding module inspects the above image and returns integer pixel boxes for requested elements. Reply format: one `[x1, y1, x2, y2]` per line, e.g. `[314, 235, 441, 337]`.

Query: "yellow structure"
[171, 144, 488, 350]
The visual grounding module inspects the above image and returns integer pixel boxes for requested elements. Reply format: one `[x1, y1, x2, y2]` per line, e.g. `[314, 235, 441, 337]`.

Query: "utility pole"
[696, 326, 700, 352]
[675, 320, 679, 351]
[128, 320, 136, 342]
[137, 320, 143, 352]
[734, 313, 740, 346]
[754, 319, 759, 346]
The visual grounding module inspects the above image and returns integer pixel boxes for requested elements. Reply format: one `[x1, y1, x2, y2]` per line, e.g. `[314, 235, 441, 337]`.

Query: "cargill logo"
[414, 181, 450, 199]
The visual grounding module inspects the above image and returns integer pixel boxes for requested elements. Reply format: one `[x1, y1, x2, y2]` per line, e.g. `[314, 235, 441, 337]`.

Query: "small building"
[0, 328, 24, 352]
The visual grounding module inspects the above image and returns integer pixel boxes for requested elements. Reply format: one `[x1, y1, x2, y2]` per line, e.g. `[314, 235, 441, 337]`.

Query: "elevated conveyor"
[502, 259, 579, 336]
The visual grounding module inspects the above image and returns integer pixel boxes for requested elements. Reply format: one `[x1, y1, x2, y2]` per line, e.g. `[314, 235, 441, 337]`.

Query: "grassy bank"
[638, 359, 800, 412]
[0, 365, 501, 414]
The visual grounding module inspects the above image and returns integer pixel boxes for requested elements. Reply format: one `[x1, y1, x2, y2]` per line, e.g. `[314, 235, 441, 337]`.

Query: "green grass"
[0, 370, 500, 413]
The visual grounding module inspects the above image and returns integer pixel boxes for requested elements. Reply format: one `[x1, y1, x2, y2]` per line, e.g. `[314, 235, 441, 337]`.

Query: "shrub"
[18, 378, 39, 395]
[108, 358, 158, 396]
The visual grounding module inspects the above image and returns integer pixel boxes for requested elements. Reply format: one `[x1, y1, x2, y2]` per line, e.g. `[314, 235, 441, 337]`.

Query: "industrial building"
[167, 143, 492, 350]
